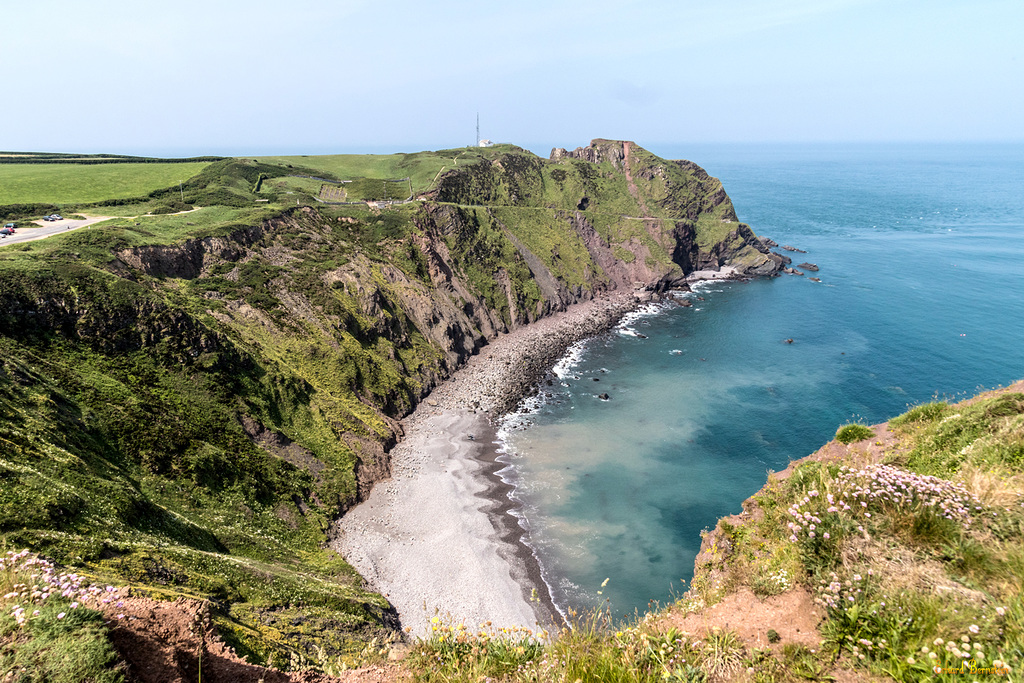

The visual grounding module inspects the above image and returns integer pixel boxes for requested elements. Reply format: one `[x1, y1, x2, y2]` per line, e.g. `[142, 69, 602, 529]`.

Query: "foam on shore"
[332, 291, 649, 636]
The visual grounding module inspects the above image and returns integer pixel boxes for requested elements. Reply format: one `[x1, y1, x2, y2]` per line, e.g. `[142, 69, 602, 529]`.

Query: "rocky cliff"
[0, 140, 782, 668]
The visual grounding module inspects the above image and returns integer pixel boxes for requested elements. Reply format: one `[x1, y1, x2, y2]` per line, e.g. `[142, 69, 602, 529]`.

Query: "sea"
[496, 142, 1024, 622]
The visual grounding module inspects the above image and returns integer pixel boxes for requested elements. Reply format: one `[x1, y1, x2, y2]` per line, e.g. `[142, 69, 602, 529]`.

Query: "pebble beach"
[333, 289, 651, 637]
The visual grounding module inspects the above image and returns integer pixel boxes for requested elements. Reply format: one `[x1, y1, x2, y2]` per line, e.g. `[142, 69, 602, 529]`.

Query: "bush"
[835, 423, 874, 444]
[150, 200, 193, 215]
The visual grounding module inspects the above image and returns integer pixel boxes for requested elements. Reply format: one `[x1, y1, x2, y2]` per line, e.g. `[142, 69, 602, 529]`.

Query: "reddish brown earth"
[661, 587, 824, 652]
[98, 596, 408, 683]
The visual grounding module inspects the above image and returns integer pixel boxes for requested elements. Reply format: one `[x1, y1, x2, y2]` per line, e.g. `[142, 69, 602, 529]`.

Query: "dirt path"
[622, 141, 651, 218]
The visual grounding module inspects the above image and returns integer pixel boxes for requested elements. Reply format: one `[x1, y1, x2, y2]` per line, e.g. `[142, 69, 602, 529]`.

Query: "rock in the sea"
[798, 262, 819, 271]
[783, 267, 804, 276]
[781, 245, 808, 253]
[598, 393, 610, 400]
[809, 277, 821, 282]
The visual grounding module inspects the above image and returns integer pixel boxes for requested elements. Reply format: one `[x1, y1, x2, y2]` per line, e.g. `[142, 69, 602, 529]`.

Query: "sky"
[2, 0, 1022, 156]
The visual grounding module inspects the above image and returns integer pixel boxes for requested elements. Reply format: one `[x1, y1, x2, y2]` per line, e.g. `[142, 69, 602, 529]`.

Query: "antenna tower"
[476, 113, 480, 147]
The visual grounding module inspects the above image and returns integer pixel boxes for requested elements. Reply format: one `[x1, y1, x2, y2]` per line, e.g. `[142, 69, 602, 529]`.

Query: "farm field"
[0, 161, 212, 204]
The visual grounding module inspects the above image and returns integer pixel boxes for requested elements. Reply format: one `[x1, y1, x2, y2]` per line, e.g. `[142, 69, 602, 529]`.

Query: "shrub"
[150, 200, 192, 215]
[752, 568, 793, 598]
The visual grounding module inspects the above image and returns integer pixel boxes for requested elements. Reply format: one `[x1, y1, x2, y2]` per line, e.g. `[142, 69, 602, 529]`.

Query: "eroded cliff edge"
[0, 140, 783, 667]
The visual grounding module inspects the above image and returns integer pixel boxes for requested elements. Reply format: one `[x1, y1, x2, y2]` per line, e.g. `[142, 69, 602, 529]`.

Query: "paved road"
[0, 216, 112, 247]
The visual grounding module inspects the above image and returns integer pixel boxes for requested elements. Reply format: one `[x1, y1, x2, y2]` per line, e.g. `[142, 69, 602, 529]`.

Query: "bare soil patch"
[99, 596, 408, 683]
[662, 587, 823, 652]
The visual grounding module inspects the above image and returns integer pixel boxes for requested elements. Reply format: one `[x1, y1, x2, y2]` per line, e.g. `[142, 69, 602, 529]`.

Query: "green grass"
[0, 552, 125, 683]
[410, 610, 718, 683]
[0, 140, 781, 677]
[0, 163, 212, 205]
[835, 423, 875, 444]
[256, 146, 522, 197]
[261, 175, 326, 198]
[0, 602, 124, 683]
[490, 206, 603, 290]
[0, 206, 284, 260]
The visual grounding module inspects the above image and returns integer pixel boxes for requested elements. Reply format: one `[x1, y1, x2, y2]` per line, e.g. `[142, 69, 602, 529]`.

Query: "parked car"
[4, 223, 15, 230]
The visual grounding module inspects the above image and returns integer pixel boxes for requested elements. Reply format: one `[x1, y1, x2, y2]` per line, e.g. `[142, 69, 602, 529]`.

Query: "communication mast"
[476, 113, 480, 148]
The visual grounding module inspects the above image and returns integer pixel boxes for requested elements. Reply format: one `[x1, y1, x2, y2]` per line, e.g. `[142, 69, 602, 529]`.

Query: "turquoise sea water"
[498, 143, 1024, 621]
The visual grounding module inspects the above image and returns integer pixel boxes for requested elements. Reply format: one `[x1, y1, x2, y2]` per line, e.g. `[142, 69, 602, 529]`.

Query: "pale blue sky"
[3, 0, 1021, 156]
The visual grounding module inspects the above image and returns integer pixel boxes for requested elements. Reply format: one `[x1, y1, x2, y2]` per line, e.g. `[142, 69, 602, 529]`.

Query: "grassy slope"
[256, 145, 523, 196]
[0, 201, 450, 668]
[0, 259, 396, 668]
[674, 386, 1024, 681]
[0, 163, 212, 205]
[0, 142, 777, 675]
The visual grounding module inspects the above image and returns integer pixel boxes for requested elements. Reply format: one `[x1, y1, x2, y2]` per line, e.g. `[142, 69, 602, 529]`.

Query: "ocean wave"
[552, 340, 589, 379]
[689, 280, 726, 294]
[616, 301, 670, 329]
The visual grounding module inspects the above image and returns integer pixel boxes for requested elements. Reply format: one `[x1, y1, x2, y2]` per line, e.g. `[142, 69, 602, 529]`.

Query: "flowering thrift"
[787, 464, 981, 545]
[1, 549, 125, 627]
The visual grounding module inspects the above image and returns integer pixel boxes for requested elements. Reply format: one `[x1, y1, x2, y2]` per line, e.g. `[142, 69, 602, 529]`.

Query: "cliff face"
[0, 140, 781, 667]
[430, 139, 784, 286]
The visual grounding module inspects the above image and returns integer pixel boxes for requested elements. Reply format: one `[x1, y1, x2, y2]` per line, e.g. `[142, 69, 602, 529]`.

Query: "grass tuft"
[835, 423, 874, 444]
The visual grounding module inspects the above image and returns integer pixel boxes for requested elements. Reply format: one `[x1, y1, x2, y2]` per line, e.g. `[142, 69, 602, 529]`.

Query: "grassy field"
[257, 146, 520, 196]
[0, 206, 281, 261]
[0, 162, 212, 204]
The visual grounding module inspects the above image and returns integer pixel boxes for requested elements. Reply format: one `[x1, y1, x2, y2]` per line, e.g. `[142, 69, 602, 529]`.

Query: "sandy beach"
[333, 290, 651, 637]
